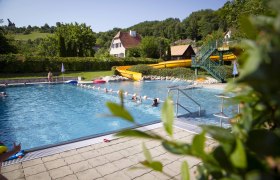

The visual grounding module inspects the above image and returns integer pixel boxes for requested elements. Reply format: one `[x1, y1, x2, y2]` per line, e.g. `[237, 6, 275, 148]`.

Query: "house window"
[111, 44, 114, 48]
[119, 43, 122, 47]
[116, 43, 119, 48]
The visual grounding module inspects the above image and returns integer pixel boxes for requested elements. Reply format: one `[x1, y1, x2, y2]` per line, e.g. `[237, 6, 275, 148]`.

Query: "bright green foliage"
[129, 65, 201, 79]
[37, 36, 57, 57]
[230, 139, 247, 169]
[106, 0, 280, 179]
[141, 143, 163, 172]
[142, 143, 152, 163]
[116, 129, 162, 140]
[161, 97, 174, 137]
[202, 29, 224, 46]
[55, 23, 96, 57]
[182, 9, 219, 41]
[140, 36, 160, 58]
[126, 47, 141, 57]
[0, 55, 159, 73]
[106, 102, 134, 122]
[181, 161, 190, 180]
[128, 64, 154, 75]
[0, 28, 17, 54]
[13, 32, 52, 41]
[129, 18, 182, 41]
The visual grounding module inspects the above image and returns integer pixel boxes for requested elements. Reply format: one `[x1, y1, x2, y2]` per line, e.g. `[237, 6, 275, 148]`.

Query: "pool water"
[0, 81, 235, 150]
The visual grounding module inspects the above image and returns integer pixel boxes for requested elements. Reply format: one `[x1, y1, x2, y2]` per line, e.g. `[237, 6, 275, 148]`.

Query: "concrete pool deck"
[0, 125, 217, 180]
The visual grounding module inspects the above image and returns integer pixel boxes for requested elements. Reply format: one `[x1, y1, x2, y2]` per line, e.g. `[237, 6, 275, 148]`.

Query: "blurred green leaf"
[247, 130, 280, 157]
[116, 129, 163, 140]
[150, 161, 163, 172]
[162, 140, 191, 155]
[200, 125, 235, 143]
[106, 102, 134, 122]
[213, 146, 234, 171]
[161, 97, 174, 137]
[230, 139, 247, 169]
[251, 15, 274, 31]
[237, 40, 262, 80]
[239, 16, 258, 40]
[118, 90, 124, 107]
[141, 160, 163, 172]
[181, 161, 190, 180]
[192, 132, 206, 158]
[142, 143, 152, 163]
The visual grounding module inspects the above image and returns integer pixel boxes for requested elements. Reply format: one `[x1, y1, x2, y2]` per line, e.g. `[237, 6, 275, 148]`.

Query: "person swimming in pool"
[152, 98, 159, 107]
[0, 92, 7, 97]
[131, 94, 137, 101]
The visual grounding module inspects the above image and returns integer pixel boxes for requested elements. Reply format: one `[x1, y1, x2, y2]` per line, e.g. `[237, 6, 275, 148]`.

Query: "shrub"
[128, 64, 154, 75]
[111, 66, 120, 75]
[0, 54, 160, 73]
[152, 67, 194, 79]
[128, 65, 196, 79]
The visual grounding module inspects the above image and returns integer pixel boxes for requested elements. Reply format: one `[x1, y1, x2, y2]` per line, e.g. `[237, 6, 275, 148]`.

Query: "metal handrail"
[177, 103, 192, 114]
[168, 88, 201, 117]
[177, 89, 200, 107]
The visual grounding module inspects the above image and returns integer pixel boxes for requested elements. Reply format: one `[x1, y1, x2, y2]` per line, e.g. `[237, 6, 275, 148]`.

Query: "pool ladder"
[168, 87, 202, 117]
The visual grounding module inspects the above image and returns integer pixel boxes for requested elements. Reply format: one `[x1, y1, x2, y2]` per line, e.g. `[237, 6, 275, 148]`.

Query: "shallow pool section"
[0, 81, 234, 150]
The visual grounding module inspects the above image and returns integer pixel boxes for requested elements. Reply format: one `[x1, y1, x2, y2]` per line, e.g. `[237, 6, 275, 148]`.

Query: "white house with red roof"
[109, 30, 141, 58]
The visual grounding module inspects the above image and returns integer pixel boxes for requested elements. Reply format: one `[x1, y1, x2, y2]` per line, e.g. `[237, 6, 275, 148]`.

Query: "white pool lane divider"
[77, 83, 163, 103]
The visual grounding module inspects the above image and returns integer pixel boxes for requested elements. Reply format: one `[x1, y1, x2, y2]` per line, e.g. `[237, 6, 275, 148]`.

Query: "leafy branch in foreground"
[106, 1, 280, 179]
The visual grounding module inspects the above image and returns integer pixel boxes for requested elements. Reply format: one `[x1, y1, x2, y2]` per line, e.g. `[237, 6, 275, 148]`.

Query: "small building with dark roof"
[109, 30, 141, 58]
[170, 44, 195, 60]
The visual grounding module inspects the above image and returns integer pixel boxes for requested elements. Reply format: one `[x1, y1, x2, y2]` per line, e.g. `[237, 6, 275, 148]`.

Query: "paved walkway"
[1, 127, 216, 180]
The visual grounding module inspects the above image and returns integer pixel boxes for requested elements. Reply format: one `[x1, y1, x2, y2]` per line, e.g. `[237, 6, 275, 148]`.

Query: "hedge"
[0, 54, 160, 73]
[128, 64, 235, 80]
[128, 64, 196, 79]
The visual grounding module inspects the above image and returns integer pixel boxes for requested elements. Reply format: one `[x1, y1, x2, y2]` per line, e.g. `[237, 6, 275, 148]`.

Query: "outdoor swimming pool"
[0, 80, 234, 150]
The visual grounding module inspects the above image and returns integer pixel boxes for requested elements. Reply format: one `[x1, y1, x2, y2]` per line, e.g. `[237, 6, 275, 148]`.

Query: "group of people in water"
[131, 94, 159, 107]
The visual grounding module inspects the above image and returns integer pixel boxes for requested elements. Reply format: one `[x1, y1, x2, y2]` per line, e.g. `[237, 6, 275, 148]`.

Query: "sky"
[0, 0, 228, 32]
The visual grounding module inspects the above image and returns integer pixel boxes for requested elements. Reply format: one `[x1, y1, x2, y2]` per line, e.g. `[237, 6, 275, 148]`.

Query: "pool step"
[177, 109, 206, 118]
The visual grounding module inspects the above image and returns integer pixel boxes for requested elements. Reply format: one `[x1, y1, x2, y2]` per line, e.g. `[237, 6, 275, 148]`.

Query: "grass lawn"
[0, 71, 113, 81]
[14, 32, 53, 41]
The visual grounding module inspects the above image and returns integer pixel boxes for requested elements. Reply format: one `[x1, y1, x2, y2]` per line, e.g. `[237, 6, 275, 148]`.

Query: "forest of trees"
[0, 0, 270, 58]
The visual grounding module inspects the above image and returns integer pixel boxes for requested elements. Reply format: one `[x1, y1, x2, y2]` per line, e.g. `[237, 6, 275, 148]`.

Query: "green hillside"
[14, 32, 53, 41]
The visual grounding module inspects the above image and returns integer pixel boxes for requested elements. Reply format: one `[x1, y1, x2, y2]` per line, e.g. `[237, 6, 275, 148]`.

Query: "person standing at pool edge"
[48, 71, 53, 82]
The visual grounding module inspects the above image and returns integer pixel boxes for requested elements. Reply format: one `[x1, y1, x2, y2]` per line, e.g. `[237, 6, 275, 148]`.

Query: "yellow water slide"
[149, 59, 192, 69]
[116, 66, 142, 81]
[116, 60, 192, 81]
[116, 54, 236, 81]
[210, 54, 236, 61]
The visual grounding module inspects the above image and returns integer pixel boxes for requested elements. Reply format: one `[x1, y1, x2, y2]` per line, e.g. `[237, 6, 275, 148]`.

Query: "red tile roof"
[114, 31, 141, 49]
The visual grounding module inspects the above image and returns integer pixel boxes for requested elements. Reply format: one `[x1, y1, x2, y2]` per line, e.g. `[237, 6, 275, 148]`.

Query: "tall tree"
[58, 35, 66, 57]
[38, 36, 57, 56]
[140, 36, 160, 58]
[55, 22, 96, 57]
[0, 21, 17, 54]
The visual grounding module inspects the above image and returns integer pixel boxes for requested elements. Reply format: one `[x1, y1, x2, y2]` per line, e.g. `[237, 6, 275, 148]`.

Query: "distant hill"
[127, 18, 183, 41]
[14, 32, 53, 41]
